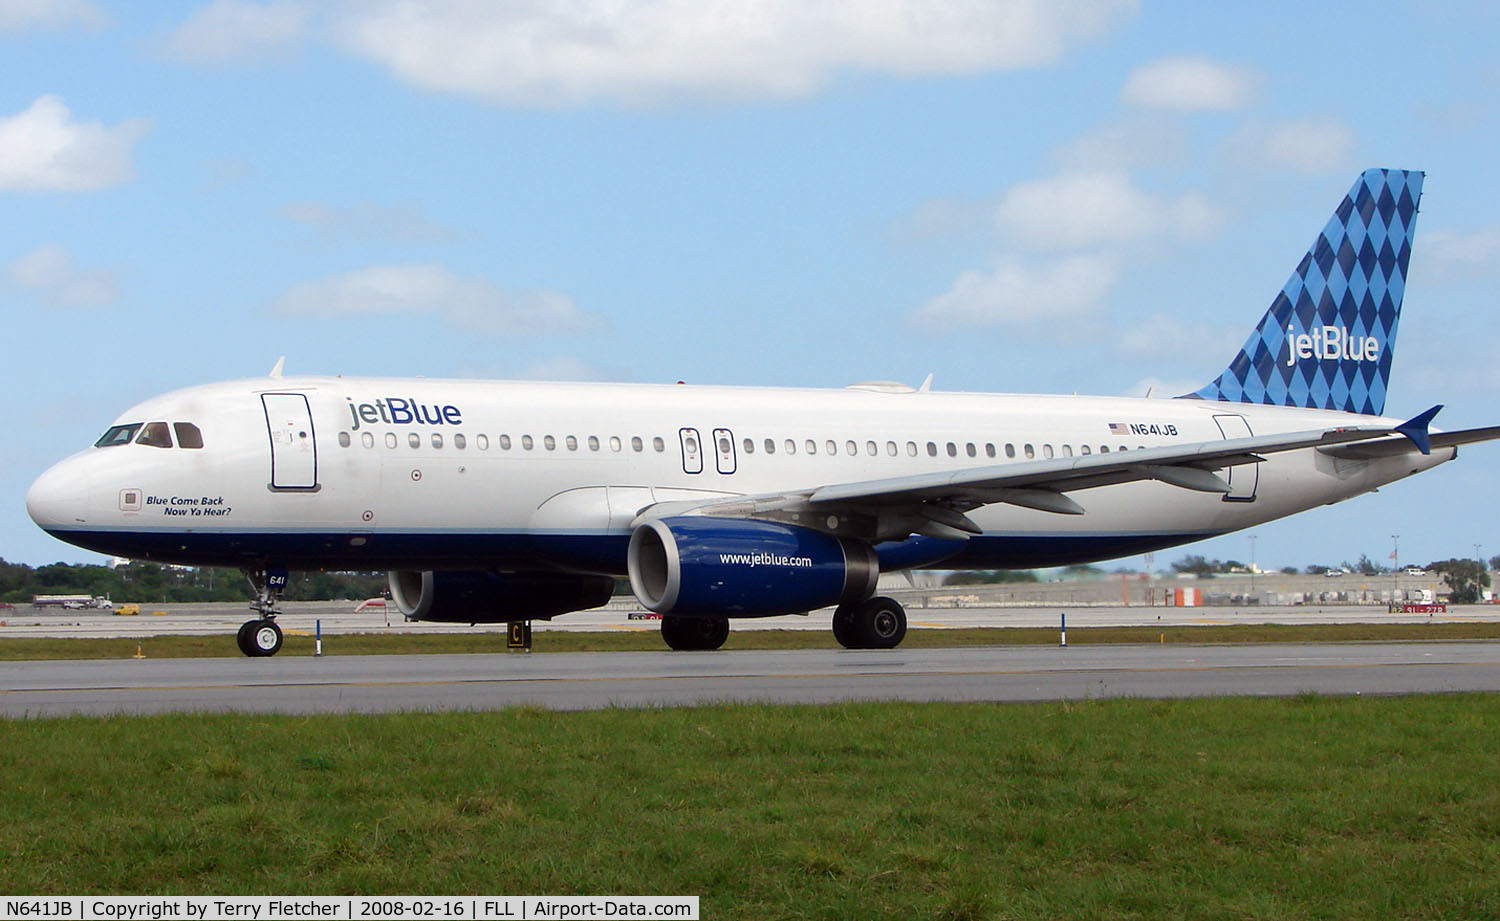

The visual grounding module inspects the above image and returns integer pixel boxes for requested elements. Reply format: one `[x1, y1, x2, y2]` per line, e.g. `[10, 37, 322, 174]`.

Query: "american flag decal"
[1107, 422, 1130, 435]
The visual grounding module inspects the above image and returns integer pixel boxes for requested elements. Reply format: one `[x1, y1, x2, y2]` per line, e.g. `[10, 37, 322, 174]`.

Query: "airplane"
[26, 168, 1500, 656]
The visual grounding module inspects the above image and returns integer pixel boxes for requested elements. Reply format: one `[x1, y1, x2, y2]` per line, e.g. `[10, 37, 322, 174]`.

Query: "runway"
[3, 642, 1497, 717]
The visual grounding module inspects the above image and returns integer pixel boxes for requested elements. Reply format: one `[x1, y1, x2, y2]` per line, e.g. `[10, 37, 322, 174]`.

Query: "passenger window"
[1081, 445, 1091, 455]
[721, 436, 734, 455]
[985, 444, 996, 458]
[408, 433, 420, 449]
[362, 432, 374, 448]
[1043, 444, 1054, 459]
[174, 423, 204, 449]
[432, 434, 443, 449]
[522, 435, 534, 450]
[887, 441, 897, 457]
[632, 436, 643, 452]
[806, 439, 817, 455]
[338, 432, 351, 448]
[826, 440, 838, 456]
[846, 440, 857, 456]
[966, 443, 976, 458]
[1062, 444, 1073, 457]
[477, 434, 489, 450]
[454, 433, 467, 449]
[588, 436, 600, 452]
[566, 435, 578, 451]
[785, 439, 797, 455]
[1005, 444, 1016, 459]
[609, 436, 621, 452]
[1023, 444, 1035, 459]
[95, 423, 142, 448]
[385, 433, 397, 449]
[927, 442, 938, 457]
[743, 438, 754, 454]
[1100, 445, 1110, 453]
[866, 441, 877, 456]
[764, 438, 775, 455]
[499, 435, 511, 450]
[653, 437, 665, 452]
[545, 435, 557, 451]
[946, 442, 957, 457]
[136, 422, 173, 448]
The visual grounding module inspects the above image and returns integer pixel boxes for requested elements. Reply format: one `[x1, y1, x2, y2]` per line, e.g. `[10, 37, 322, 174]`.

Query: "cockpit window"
[136, 422, 173, 448]
[95, 424, 142, 447]
[174, 422, 204, 449]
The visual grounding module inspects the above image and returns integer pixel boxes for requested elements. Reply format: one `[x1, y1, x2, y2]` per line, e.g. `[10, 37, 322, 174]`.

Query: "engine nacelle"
[388, 570, 615, 623]
[627, 517, 879, 617]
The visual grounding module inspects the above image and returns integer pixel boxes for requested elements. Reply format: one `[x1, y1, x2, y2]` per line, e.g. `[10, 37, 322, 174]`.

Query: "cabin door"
[1212, 413, 1257, 502]
[262, 393, 319, 490]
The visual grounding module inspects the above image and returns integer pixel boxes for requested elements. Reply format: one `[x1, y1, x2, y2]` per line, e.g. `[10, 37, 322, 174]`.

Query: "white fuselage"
[27, 375, 1452, 573]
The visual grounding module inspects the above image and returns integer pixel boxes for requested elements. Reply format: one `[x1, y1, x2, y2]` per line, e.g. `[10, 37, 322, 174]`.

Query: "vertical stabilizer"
[1186, 168, 1423, 415]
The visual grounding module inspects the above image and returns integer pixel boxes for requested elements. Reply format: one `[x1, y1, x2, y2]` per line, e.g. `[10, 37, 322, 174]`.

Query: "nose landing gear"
[237, 568, 287, 657]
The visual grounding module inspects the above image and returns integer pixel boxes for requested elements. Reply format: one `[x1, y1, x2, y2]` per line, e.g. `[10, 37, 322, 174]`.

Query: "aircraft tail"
[1185, 168, 1423, 415]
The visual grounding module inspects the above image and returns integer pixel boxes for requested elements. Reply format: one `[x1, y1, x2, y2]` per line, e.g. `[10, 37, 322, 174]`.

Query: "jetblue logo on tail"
[1285, 325, 1380, 366]
[1184, 168, 1423, 416]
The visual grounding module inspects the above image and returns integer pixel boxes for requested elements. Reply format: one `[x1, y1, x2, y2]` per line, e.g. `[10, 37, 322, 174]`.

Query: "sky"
[4, 0, 1499, 572]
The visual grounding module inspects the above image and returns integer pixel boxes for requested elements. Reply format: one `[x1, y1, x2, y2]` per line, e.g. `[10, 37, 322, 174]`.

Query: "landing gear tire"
[833, 596, 907, 649]
[831, 604, 860, 648]
[237, 619, 284, 657]
[661, 615, 730, 651]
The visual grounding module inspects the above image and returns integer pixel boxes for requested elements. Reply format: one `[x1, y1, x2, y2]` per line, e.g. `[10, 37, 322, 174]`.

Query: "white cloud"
[1232, 116, 1356, 173]
[8, 245, 118, 307]
[910, 253, 1118, 331]
[0, 0, 106, 32]
[993, 172, 1224, 251]
[267, 264, 603, 335]
[1419, 226, 1500, 282]
[1113, 313, 1244, 361]
[281, 201, 460, 243]
[1121, 55, 1260, 111]
[1053, 118, 1188, 171]
[0, 95, 149, 191]
[329, 0, 1138, 106]
[166, 0, 309, 64]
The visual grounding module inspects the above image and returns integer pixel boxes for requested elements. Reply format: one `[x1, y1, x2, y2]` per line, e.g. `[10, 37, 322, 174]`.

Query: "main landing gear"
[832, 595, 907, 649]
[237, 568, 287, 657]
[661, 615, 730, 651]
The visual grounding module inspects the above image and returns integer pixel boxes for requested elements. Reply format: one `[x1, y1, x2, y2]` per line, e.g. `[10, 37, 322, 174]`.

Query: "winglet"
[269, 356, 285, 379]
[1394, 404, 1442, 455]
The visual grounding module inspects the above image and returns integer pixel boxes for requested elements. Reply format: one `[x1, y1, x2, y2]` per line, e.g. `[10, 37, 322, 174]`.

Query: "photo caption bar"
[2, 897, 698, 921]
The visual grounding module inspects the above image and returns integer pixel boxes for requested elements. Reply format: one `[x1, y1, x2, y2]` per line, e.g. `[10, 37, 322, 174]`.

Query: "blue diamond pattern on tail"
[1185, 169, 1423, 416]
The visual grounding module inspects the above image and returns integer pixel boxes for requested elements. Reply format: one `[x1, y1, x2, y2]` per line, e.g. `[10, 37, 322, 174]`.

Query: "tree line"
[0, 558, 386, 605]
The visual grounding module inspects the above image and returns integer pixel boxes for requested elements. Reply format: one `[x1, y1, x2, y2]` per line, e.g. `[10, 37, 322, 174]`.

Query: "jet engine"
[388, 570, 615, 623]
[627, 516, 879, 617]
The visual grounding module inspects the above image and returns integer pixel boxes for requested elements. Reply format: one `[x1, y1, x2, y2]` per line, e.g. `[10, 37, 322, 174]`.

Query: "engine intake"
[627, 517, 879, 617]
[388, 570, 614, 623]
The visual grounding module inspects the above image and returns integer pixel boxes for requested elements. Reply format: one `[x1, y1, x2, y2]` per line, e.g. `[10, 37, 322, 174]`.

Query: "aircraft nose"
[26, 459, 91, 530]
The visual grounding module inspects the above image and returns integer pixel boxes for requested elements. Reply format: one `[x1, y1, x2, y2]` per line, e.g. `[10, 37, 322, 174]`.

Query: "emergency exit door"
[262, 393, 318, 489]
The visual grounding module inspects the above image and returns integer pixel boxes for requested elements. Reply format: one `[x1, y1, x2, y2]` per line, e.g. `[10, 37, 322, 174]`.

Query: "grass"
[3, 620, 1500, 660]
[1, 696, 1498, 919]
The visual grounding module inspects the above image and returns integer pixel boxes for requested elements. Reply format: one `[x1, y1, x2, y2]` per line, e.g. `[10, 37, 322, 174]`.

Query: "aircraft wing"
[636, 421, 1413, 541]
[1318, 425, 1500, 460]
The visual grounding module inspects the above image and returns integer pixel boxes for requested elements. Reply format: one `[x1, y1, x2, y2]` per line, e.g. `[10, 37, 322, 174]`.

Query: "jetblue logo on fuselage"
[347, 397, 462, 430]
[1285, 324, 1380, 367]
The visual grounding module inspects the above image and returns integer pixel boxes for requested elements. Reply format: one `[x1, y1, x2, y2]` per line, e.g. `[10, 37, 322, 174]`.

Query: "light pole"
[1249, 534, 1258, 598]
[1392, 534, 1400, 601]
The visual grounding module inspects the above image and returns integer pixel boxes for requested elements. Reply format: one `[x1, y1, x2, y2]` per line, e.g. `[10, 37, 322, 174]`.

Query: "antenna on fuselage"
[269, 356, 286, 379]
